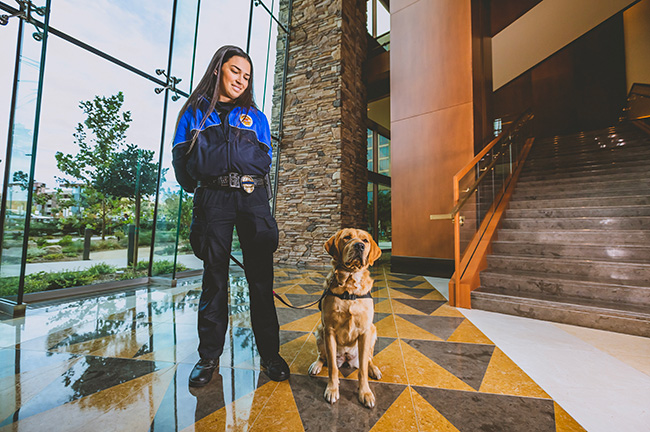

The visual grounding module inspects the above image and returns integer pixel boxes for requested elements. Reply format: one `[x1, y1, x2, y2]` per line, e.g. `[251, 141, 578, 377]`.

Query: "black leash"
[273, 289, 327, 310]
[229, 253, 325, 310]
[230, 255, 371, 310]
[230, 254, 245, 270]
[273, 288, 372, 310]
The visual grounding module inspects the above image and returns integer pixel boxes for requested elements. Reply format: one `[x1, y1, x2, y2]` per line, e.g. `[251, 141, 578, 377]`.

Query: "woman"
[172, 45, 289, 386]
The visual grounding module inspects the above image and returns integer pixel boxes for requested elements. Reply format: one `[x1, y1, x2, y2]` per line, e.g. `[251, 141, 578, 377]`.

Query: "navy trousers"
[189, 186, 280, 361]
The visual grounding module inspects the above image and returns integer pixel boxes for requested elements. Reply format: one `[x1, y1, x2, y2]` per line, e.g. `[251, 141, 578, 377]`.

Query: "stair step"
[519, 164, 649, 181]
[516, 172, 650, 188]
[486, 255, 650, 282]
[512, 187, 643, 200]
[491, 240, 650, 262]
[526, 151, 650, 170]
[526, 145, 650, 161]
[500, 217, 650, 230]
[497, 228, 650, 245]
[508, 195, 650, 209]
[479, 270, 650, 307]
[524, 154, 650, 167]
[515, 178, 650, 194]
[531, 131, 648, 150]
[470, 288, 650, 337]
[529, 137, 650, 156]
[505, 206, 650, 219]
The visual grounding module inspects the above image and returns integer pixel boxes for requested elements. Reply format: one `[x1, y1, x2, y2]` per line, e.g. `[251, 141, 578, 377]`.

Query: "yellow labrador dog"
[308, 228, 382, 408]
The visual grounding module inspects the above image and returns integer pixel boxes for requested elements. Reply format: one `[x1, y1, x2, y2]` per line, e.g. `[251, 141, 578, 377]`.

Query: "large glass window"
[367, 0, 390, 53]
[366, 124, 391, 249]
[0, 1, 50, 303]
[48, 0, 173, 76]
[151, 0, 200, 278]
[0, 16, 18, 195]
[0, 0, 290, 305]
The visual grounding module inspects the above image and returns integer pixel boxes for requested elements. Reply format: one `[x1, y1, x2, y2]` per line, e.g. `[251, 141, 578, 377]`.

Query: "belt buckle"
[241, 175, 255, 193]
[228, 172, 240, 188]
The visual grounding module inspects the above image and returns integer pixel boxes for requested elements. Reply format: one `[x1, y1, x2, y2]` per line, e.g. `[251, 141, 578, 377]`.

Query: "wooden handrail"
[446, 109, 534, 308]
[450, 137, 535, 308]
[453, 110, 531, 182]
[429, 109, 533, 222]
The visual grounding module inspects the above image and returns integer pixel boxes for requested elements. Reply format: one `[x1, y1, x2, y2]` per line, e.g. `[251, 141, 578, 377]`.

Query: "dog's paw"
[358, 388, 375, 408]
[369, 364, 382, 380]
[324, 385, 340, 404]
[308, 360, 323, 376]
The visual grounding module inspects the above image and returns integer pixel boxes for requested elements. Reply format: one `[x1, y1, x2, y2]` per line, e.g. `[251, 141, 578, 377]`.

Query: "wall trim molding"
[391, 255, 454, 278]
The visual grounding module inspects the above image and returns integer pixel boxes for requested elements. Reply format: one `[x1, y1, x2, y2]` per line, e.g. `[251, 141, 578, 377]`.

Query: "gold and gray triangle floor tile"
[0, 264, 587, 431]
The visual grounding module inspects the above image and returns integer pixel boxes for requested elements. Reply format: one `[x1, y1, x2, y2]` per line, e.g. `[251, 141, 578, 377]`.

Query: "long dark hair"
[176, 45, 256, 151]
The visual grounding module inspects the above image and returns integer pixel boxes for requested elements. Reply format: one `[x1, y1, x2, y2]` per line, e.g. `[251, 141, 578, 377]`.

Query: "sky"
[0, 0, 281, 194]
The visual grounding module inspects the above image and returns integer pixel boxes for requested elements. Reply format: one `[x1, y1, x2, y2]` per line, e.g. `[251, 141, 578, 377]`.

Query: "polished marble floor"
[0, 265, 588, 431]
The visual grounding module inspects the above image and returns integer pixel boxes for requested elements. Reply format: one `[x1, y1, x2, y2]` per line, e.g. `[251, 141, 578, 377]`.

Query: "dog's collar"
[325, 288, 372, 301]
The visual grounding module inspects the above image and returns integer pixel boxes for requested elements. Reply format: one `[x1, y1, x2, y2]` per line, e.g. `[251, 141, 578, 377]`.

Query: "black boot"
[261, 355, 290, 381]
[189, 358, 219, 387]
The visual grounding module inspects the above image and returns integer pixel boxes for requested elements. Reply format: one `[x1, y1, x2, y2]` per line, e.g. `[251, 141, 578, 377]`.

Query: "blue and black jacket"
[172, 100, 272, 193]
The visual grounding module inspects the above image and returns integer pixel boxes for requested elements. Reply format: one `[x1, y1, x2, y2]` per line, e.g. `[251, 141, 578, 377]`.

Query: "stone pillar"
[271, 0, 367, 267]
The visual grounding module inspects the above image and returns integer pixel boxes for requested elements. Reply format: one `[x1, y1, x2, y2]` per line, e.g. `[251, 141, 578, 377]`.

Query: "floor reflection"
[0, 265, 586, 431]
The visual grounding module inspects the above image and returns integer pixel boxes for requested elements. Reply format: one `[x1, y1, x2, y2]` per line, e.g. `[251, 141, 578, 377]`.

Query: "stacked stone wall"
[270, 0, 367, 267]
[340, 0, 368, 229]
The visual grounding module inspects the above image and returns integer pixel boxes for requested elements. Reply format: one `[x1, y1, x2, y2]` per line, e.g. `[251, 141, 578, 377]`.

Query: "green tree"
[161, 189, 192, 239]
[95, 144, 160, 198]
[12, 170, 29, 190]
[55, 92, 160, 239]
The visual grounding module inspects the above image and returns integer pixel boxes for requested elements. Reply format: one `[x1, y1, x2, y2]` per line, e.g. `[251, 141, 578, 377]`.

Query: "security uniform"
[172, 99, 280, 362]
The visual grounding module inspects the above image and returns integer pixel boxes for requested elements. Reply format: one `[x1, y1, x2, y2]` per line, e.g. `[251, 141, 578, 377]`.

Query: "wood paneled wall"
[391, 0, 475, 271]
[472, 0, 494, 151]
[490, 0, 542, 36]
[493, 14, 627, 137]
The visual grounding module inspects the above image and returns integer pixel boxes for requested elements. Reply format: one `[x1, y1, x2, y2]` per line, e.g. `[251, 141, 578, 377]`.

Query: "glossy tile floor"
[0, 265, 588, 431]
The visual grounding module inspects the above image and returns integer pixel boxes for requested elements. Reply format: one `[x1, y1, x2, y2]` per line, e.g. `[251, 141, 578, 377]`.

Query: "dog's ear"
[324, 231, 341, 259]
[367, 236, 382, 266]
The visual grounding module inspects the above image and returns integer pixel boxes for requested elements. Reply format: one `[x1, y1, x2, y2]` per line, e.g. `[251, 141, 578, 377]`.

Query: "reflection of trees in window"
[158, 190, 193, 253]
[367, 188, 391, 242]
[60, 356, 159, 405]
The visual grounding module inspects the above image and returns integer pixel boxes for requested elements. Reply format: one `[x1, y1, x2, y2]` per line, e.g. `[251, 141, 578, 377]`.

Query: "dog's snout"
[354, 242, 365, 251]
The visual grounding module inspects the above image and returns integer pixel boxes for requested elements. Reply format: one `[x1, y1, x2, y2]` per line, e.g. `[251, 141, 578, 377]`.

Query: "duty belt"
[197, 173, 265, 193]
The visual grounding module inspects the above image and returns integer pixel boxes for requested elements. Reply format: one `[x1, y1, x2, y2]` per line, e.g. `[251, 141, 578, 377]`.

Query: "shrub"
[153, 260, 175, 275]
[62, 240, 84, 254]
[0, 277, 19, 297]
[180, 243, 193, 253]
[44, 253, 65, 261]
[41, 271, 95, 291]
[155, 244, 176, 256]
[90, 239, 121, 251]
[138, 230, 152, 246]
[30, 220, 59, 237]
[57, 235, 73, 246]
[27, 247, 47, 259]
[22, 263, 116, 293]
[135, 260, 188, 275]
[118, 269, 142, 280]
[88, 262, 116, 275]
[36, 237, 48, 247]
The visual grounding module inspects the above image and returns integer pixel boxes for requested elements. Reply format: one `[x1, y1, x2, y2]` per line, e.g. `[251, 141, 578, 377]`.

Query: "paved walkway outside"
[1, 248, 208, 276]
